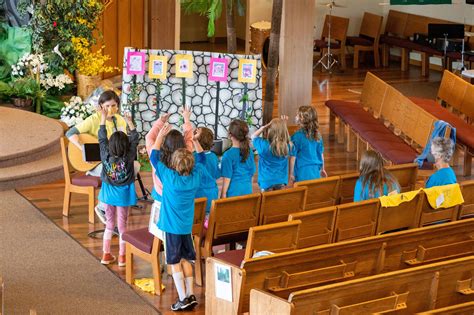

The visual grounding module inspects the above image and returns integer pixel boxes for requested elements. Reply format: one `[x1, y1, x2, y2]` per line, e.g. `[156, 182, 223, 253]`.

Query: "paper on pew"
[462, 70, 474, 78]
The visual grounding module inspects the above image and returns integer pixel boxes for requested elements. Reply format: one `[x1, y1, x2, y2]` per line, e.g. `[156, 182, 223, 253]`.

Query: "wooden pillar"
[278, 0, 315, 119]
[148, 0, 180, 49]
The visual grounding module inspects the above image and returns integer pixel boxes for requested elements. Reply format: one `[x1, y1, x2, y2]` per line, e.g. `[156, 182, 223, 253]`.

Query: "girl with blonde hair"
[290, 105, 326, 183]
[251, 116, 295, 191]
[354, 150, 400, 201]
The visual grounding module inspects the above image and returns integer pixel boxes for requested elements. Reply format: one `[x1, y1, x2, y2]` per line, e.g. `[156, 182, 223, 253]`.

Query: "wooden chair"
[288, 206, 336, 248]
[418, 190, 460, 227]
[124, 197, 207, 295]
[346, 12, 383, 69]
[259, 187, 307, 225]
[294, 176, 340, 210]
[60, 137, 101, 224]
[386, 163, 418, 192]
[314, 15, 350, 69]
[459, 180, 474, 219]
[244, 220, 301, 260]
[333, 199, 379, 242]
[338, 173, 359, 204]
[202, 193, 262, 262]
[376, 190, 422, 234]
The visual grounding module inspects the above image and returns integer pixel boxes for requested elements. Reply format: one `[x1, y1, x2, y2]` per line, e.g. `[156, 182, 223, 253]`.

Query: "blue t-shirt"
[150, 149, 207, 235]
[253, 137, 294, 190]
[353, 178, 400, 202]
[425, 167, 457, 188]
[221, 147, 256, 197]
[194, 151, 220, 213]
[291, 129, 324, 182]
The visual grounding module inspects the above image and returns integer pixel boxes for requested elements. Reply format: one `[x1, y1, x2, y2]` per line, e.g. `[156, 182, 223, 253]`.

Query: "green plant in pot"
[2, 78, 44, 111]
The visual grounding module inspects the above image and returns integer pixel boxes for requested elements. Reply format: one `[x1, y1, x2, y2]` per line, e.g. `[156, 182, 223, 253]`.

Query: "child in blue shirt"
[252, 116, 294, 191]
[193, 127, 220, 217]
[97, 108, 139, 267]
[149, 123, 208, 311]
[354, 150, 400, 202]
[426, 137, 457, 188]
[221, 120, 256, 198]
[290, 106, 327, 183]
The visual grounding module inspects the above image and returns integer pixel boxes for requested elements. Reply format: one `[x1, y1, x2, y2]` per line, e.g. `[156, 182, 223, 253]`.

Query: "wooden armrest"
[403, 239, 474, 266]
[267, 260, 356, 292]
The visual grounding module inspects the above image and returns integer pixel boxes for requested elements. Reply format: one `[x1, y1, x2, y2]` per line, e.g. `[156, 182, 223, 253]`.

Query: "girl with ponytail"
[221, 120, 256, 198]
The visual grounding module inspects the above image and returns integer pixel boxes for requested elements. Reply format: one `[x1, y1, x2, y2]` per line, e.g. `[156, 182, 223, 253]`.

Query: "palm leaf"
[236, 0, 245, 16]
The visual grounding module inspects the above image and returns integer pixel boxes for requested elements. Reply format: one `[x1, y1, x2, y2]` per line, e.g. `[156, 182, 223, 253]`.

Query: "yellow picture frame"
[148, 55, 168, 80]
[175, 54, 194, 78]
[238, 59, 257, 83]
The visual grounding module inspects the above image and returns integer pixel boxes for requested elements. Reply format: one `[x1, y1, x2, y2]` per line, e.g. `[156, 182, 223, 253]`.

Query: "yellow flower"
[72, 36, 116, 76]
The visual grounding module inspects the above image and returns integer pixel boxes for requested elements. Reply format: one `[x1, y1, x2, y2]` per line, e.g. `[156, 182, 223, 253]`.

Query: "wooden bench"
[205, 218, 474, 314]
[418, 189, 460, 227]
[249, 256, 474, 314]
[410, 70, 474, 176]
[417, 301, 474, 314]
[259, 187, 307, 225]
[459, 180, 474, 219]
[381, 10, 469, 76]
[289, 207, 336, 248]
[294, 176, 339, 210]
[333, 199, 379, 242]
[326, 72, 447, 166]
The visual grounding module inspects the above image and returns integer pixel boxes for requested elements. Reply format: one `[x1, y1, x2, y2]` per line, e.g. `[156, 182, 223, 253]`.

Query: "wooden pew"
[459, 180, 474, 219]
[288, 207, 336, 248]
[417, 301, 474, 314]
[338, 173, 359, 204]
[206, 218, 474, 314]
[418, 190, 460, 227]
[249, 256, 474, 314]
[333, 199, 379, 242]
[376, 190, 422, 234]
[294, 176, 340, 210]
[259, 187, 307, 225]
[244, 221, 301, 260]
[201, 193, 261, 263]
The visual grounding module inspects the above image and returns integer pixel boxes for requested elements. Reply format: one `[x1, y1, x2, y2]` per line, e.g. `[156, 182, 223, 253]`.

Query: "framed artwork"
[238, 59, 257, 83]
[175, 54, 194, 78]
[126, 51, 146, 75]
[148, 55, 168, 80]
[208, 57, 229, 82]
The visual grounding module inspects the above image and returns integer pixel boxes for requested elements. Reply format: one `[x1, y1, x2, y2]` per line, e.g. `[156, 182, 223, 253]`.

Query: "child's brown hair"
[229, 120, 250, 162]
[196, 127, 214, 151]
[359, 150, 398, 198]
[297, 105, 320, 141]
[265, 118, 291, 157]
[171, 148, 195, 176]
[160, 129, 186, 168]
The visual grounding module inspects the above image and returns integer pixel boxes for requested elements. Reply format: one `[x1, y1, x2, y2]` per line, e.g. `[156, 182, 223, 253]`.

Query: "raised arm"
[98, 107, 109, 162]
[180, 105, 194, 151]
[145, 113, 170, 155]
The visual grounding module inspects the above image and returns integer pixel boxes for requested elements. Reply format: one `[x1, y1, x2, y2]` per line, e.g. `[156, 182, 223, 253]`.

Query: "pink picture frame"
[208, 57, 229, 82]
[126, 51, 146, 75]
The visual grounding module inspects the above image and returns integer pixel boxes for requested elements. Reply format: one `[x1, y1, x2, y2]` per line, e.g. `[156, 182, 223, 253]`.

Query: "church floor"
[18, 62, 473, 314]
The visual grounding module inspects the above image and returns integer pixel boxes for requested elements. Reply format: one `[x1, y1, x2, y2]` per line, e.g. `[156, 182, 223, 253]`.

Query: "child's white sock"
[185, 277, 194, 297]
[172, 272, 186, 301]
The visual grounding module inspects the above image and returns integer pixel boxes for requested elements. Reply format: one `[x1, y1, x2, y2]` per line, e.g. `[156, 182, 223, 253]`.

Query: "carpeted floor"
[0, 190, 159, 314]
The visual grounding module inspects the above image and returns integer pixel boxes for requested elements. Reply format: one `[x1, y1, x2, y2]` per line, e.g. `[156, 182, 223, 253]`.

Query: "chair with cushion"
[60, 137, 101, 224]
[314, 15, 350, 69]
[123, 197, 207, 295]
[346, 12, 383, 69]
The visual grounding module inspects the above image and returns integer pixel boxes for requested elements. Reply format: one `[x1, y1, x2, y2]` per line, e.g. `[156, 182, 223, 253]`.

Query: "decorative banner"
[148, 55, 168, 80]
[175, 54, 194, 78]
[238, 59, 257, 84]
[126, 51, 146, 75]
[208, 57, 229, 82]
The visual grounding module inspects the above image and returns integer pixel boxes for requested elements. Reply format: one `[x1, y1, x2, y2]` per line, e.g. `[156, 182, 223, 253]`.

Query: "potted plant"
[0, 77, 43, 111]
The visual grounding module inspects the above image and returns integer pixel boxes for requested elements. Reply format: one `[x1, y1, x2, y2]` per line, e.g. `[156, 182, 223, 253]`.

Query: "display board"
[390, 0, 451, 4]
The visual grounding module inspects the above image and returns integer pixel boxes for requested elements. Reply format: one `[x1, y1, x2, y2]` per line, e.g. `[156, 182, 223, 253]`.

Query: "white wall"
[249, 0, 273, 25]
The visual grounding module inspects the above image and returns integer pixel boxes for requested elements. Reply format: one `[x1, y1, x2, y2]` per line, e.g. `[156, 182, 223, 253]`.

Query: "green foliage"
[29, 0, 104, 74]
[4, 77, 44, 100]
[181, 0, 244, 37]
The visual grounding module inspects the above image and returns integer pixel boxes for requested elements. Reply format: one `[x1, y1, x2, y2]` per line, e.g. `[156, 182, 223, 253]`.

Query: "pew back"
[259, 187, 307, 225]
[294, 176, 340, 210]
[288, 207, 336, 248]
[376, 191, 422, 234]
[418, 190, 460, 227]
[459, 180, 474, 219]
[333, 199, 379, 242]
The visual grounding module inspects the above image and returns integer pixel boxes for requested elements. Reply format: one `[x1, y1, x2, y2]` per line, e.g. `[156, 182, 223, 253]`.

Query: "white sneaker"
[94, 203, 107, 225]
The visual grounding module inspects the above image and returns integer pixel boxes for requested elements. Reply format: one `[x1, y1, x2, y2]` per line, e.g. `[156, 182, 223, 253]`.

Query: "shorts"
[164, 232, 196, 265]
[261, 184, 286, 192]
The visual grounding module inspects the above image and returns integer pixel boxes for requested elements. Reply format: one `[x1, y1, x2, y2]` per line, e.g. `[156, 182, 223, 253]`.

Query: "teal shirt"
[291, 129, 324, 182]
[253, 137, 294, 190]
[150, 150, 207, 234]
[354, 178, 400, 202]
[425, 167, 457, 188]
[221, 147, 256, 197]
[194, 151, 220, 213]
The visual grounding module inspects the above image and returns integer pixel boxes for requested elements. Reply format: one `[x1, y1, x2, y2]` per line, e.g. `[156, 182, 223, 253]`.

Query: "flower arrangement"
[60, 96, 95, 127]
[29, 0, 105, 74]
[72, 37, 115, 76]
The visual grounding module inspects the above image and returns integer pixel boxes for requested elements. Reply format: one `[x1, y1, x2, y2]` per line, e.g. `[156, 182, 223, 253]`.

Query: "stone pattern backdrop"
[121, 47, 262, 140]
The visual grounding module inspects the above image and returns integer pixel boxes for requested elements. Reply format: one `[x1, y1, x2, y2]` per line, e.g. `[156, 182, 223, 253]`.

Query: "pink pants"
[102, 204, 129, 255]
